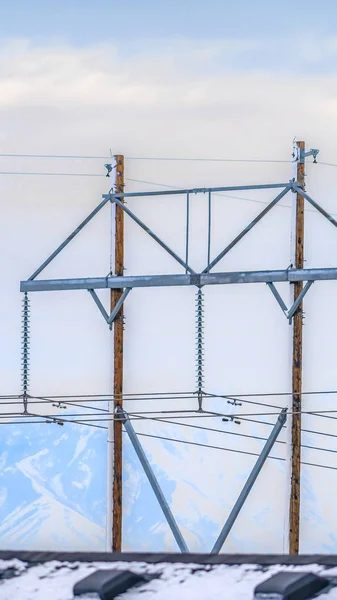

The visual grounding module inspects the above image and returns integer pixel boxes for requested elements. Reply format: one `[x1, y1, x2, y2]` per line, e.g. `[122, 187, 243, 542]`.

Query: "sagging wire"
[2, 409, 337, 467]
[4, 387, 337, 401]
[5, 406, 337, 423]
[0, 153, 292, 163]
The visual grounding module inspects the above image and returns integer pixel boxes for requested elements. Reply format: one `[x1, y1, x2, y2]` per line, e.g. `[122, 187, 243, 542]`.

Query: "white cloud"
[0, 38, 335, 115]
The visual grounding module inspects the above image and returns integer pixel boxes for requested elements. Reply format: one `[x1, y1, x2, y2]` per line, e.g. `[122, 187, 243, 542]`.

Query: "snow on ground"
[2, 559, 337, 600]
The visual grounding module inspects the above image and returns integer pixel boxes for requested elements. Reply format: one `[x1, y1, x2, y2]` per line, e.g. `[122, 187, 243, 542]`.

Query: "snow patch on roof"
[2, 559, 337, 600]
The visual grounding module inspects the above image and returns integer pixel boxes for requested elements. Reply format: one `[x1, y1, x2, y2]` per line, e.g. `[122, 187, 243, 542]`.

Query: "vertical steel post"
[207, 191, 212, 265]
[211, 409, 287, 554]
[112, 155, 125, 552]
[289, 141, 305, 554]
[185, 192, 190, 273]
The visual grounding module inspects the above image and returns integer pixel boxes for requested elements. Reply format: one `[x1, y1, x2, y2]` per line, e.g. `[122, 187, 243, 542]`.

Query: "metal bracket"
[88, 288, 131, 327]
[293, 147, 320, 164]
[287, 280, 313, 321]
[266, 280, 313, 322]
[300, 148, 319, 163]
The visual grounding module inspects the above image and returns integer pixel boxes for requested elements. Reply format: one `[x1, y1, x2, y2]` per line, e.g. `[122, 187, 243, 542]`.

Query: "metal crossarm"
[103, 182, 290, 200]
[21, 267, 337, 292]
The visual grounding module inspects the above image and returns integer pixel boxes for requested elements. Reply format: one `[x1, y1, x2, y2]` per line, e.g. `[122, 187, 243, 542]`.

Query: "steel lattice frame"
[20, 177, 337, 553]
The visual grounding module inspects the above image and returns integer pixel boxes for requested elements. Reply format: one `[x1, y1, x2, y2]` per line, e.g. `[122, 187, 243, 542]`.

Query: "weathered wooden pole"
[289, 141, 305, 554]
[112, 154, 124, 552]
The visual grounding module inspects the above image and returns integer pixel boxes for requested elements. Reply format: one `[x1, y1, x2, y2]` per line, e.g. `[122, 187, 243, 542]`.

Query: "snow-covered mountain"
[0, 422, 107, 550]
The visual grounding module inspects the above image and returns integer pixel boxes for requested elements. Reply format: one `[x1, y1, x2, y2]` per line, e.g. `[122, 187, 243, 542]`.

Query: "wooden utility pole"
[112, 155, 125, 552]
[289, 141, 305, 554]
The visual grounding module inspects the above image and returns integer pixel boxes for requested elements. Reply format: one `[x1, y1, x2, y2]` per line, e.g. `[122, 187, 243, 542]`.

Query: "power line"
[0, 153, 291, 163]
[4, 387, 337, 400]
[0, 171, 104, 177]
[2, 411, 337, 470]
[0, 169, 335, 220]
[0, 392, 201, 405]
[24, 390, 196, 399]
[5, 406, 337, 423]
[3, 398, 337, 444]
[210, 389, 337, 399]
[10, 406, 337, 422]
[0, 417, 108, 430]
[238, 416, 277, 427]
[316, 162, 337, 169]
[125, 177, 287, 208]
[125, 430, 337, 472]
[125, 177, 337, 222]
[301, 461, 337, 472]
[133, 431, 337, 473]
[0, 153, 111, 160]
[127, 430, 284, 460]
[303, 427, 337, 441]
[135, 422, 337, 459]
[126, 157, 291, 164]
[126, 415, 287, 446]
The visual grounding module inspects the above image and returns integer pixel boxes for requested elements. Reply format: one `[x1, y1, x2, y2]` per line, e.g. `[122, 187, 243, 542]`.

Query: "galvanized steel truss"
[21, 181, 337, 309]
[20, 176, 337, 553]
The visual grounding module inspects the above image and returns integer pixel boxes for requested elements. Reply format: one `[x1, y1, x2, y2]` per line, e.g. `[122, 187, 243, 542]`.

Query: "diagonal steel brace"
[266, 280, 313, 322]
[291, 185, 337, 228]
[88, 288, 131, 327]
[112, 196, 196, 275]
[210, 408, 287, 554]
[266, 282, 288, 314]
[28, 196, 110, 281]
[120, 408, 189, 553]
[287, 280, 313, 321]
[203, 185, 292, 273]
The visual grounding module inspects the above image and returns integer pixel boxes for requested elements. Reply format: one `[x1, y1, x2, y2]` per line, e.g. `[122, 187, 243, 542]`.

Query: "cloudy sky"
[1, 0, 337, 160]
[2, 1, 337, 553]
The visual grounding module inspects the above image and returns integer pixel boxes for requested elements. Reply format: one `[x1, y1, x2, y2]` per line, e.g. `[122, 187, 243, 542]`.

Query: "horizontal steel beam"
[20, 267, 337, 292]
[103, 183, 291, 200]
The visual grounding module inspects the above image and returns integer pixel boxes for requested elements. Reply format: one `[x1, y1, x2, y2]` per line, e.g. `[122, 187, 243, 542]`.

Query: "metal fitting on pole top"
[293, 147, 320, 164]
